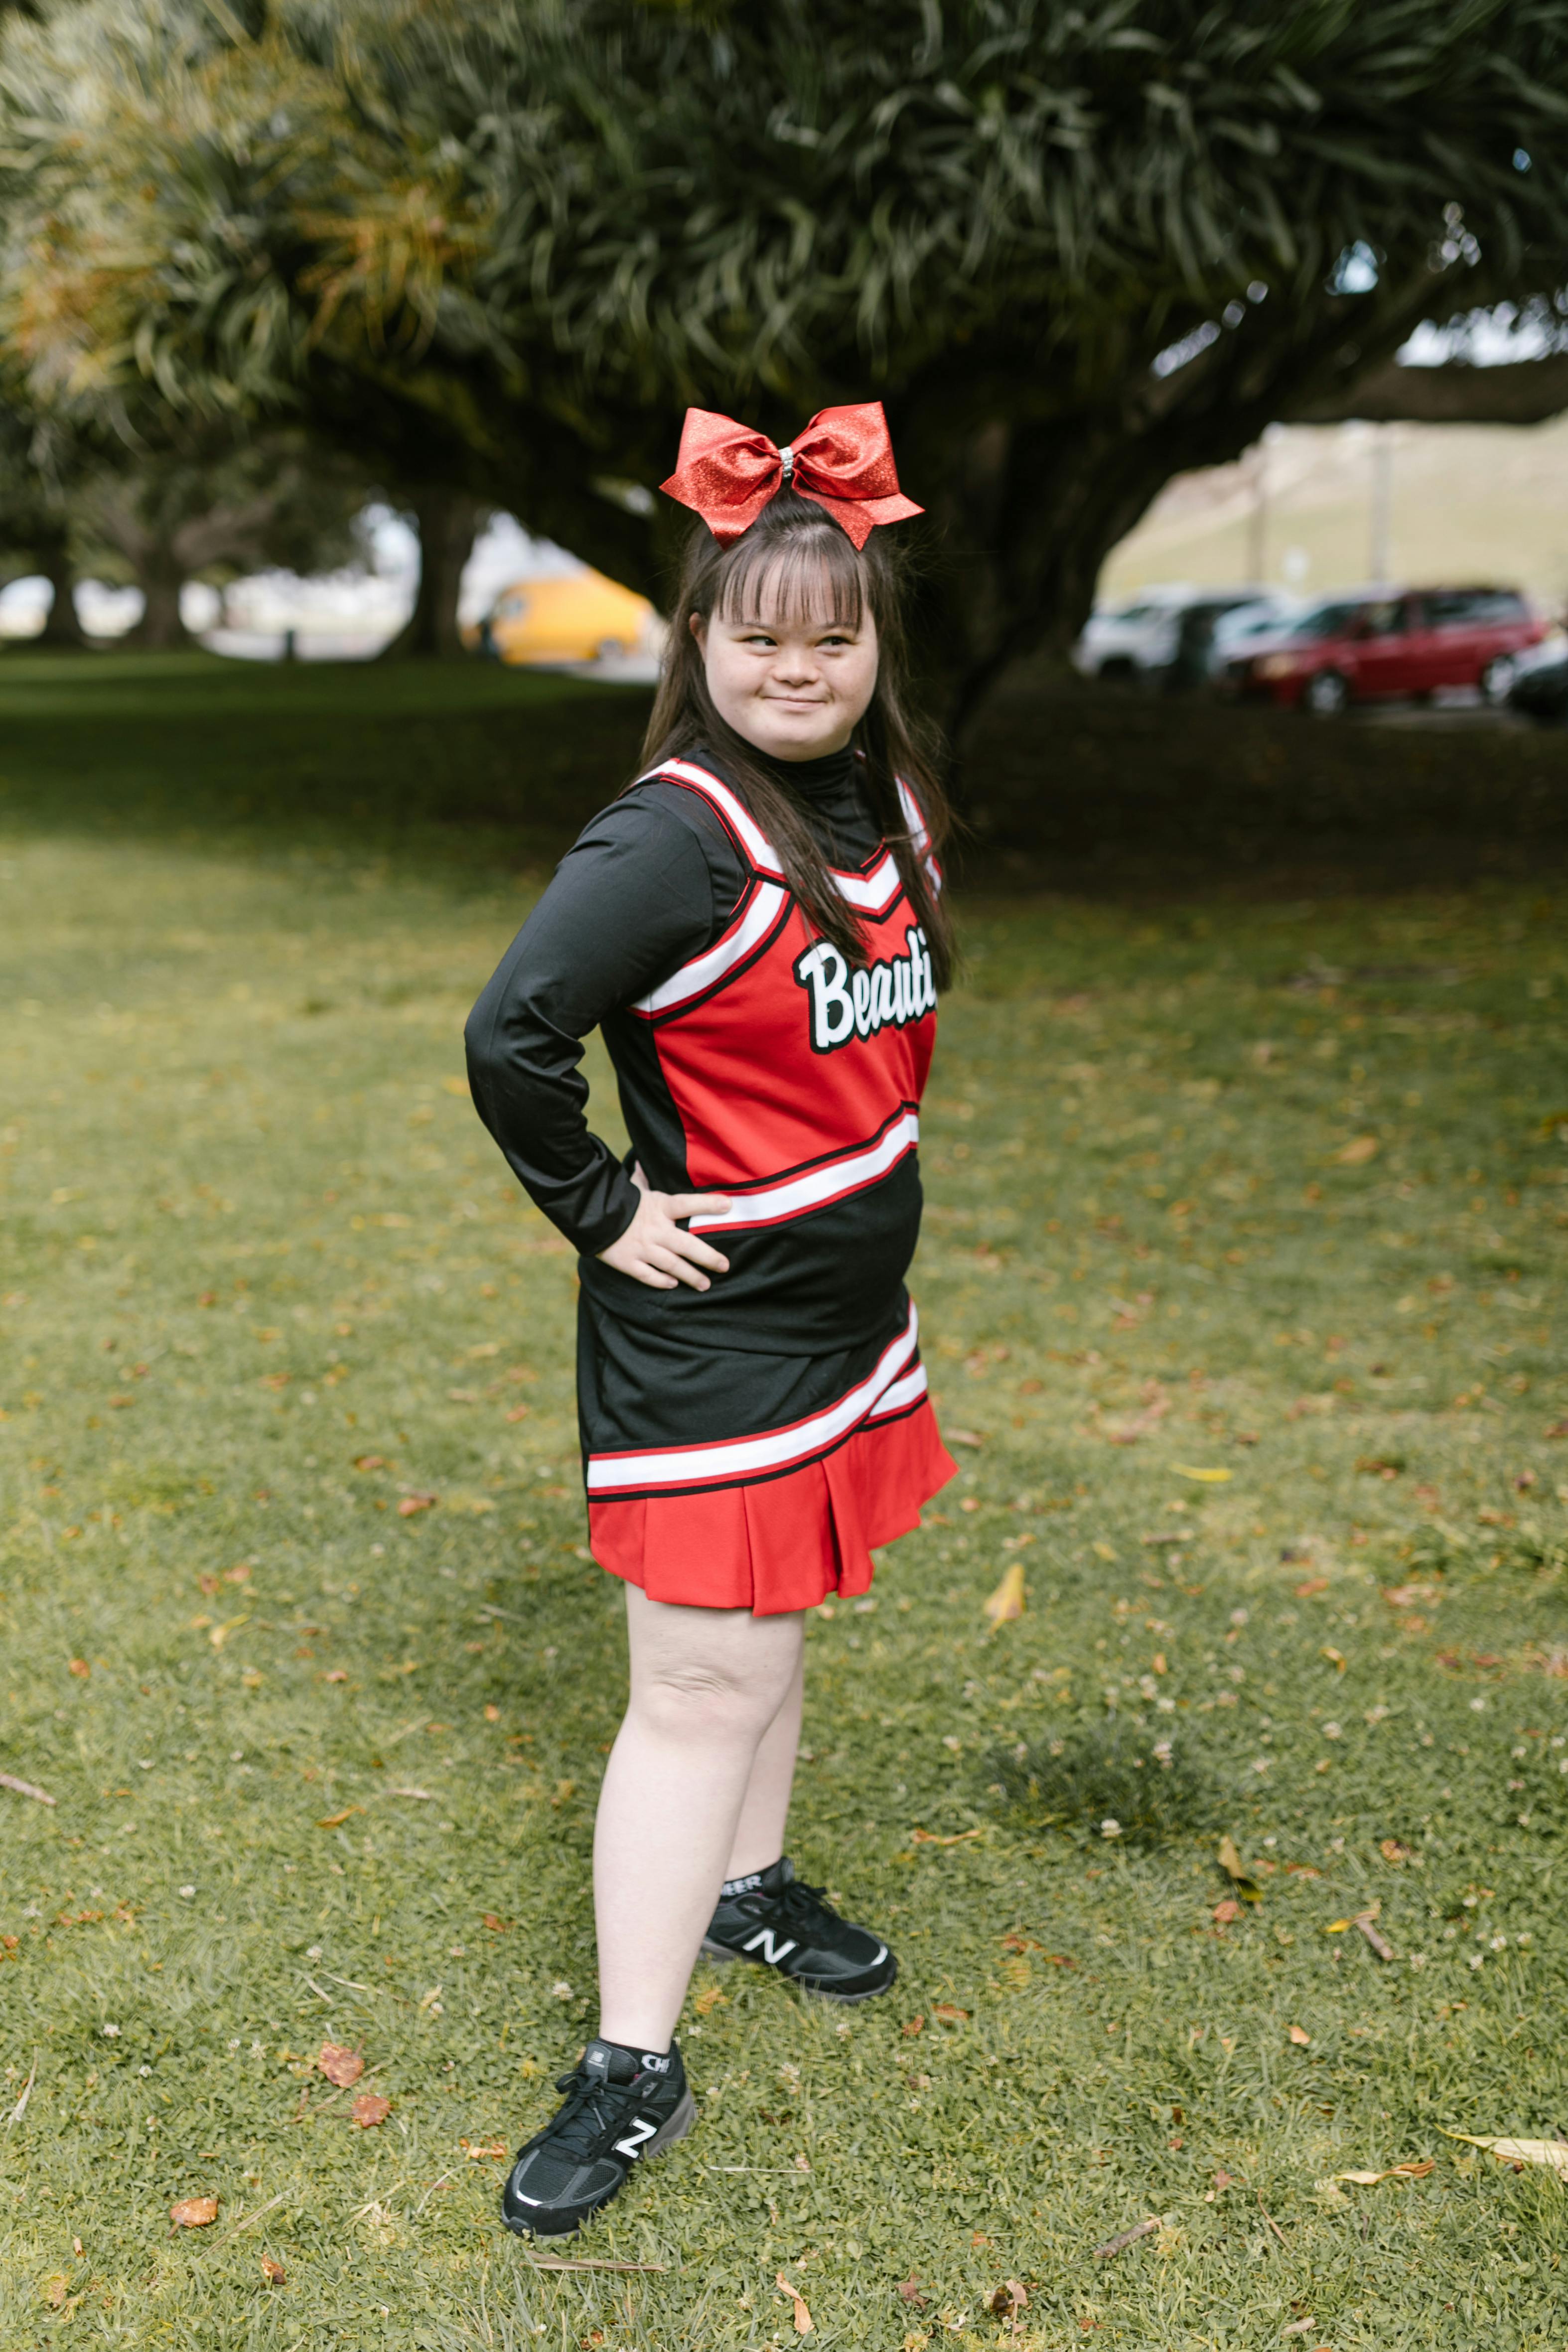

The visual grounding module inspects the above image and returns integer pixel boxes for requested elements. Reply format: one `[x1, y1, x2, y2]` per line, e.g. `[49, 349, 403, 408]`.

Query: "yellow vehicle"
[469, 569, 656, 665]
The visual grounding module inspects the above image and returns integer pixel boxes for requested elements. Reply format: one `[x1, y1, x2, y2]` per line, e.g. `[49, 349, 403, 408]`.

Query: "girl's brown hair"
[635, 488, 955, 990]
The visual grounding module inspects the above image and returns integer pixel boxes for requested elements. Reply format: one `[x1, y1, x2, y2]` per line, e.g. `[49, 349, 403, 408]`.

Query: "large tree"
[3, 0, 1567, 720]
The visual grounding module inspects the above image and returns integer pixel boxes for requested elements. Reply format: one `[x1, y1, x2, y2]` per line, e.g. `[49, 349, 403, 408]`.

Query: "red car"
[1221, 587, 1546, 714]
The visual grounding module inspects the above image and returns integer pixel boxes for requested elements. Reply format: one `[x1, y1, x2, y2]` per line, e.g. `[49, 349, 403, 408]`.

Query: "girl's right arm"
[463, 794, 732, 1286]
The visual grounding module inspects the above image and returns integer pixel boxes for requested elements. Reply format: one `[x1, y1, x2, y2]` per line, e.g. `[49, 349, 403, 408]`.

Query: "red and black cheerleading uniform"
[464, 743, 955, 1615]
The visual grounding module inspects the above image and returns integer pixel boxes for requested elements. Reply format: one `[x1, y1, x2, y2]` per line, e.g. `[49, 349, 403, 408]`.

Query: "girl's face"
[693, 582, 879, 762]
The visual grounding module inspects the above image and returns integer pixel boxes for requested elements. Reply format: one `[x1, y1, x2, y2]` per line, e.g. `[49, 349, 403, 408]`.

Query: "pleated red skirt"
[588, 1394, 955, 1616]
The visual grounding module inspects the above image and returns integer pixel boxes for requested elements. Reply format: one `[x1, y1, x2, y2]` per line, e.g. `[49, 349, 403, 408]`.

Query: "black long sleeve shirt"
[464, 744, 878, 1258]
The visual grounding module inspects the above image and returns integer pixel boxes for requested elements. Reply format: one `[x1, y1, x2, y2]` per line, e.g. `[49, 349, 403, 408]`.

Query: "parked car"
[1074, 587, 1269, 685]
[1507, 631, 1568, 724]
[467, 570, 656, 665]
[1219, 586, 1546, 714]
[1206, 596, 1305, 677]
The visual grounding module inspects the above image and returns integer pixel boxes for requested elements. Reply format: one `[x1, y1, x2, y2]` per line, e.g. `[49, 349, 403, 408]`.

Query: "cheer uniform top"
[464, 742, 955, 1614]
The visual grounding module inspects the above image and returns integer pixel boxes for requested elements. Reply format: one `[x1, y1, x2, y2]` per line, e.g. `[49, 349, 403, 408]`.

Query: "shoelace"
[542, 2066, 637, 2162]
[769, 1875, 843, 1936]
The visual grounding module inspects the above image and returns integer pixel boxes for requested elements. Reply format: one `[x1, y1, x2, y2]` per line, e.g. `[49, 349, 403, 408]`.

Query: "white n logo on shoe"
[743, 1928, 797, 1966]
[613, 2115, 659, 2161]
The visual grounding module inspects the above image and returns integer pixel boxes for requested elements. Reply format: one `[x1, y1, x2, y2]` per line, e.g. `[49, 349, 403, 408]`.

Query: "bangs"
[711, 512, 867, 632]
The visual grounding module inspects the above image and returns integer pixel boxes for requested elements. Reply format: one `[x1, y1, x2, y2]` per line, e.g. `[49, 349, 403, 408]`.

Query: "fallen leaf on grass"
[1335, 1134, 1380, 1165]
[989, 2280, 1029, 2316]
[1354, 1904, 1395, 1961]
[776, 2272, 813, 2334]
[397, 1493, 436, 1517]
[524, 2253, 667, 2274]
[317, 2043, 364, 2088]
[1217, 1835, 1263, 1902]
[42, 2275, 69, 2310]
[261, 2255, 286, 2285]
[910, 1826, 984, 1846]
[0, 1773, 54, 1806]
[1212, 1899, 1241, 1925]
[7, 2055, 38, 2125]
[984, 1561, 1026, 1625]
[901, 2015, 925, 2036]
[1288, 2025, 1311, 2046]
[947, 1428, 985, 1448]
[1547, 1419, 1568, 1441]
[316, 1807, 361, 1829]
[504, 1403, 531, 1422]
[170, 2197, 218, 2228]
[1174, 1465, 1233, 1484]
[460, 2139, 507, 2160]
[897, 2277, 928, 2306]
[1441, 2130, 1568, 2177]
[931, 2003, 970, 2024]
[351, 2092, 391, 2129]
[1294, 1576, 1330, 1599]
[323, 1668, 348, 1684]
[1381, 1839, 1414, 1864]
[1332, 2161, 1434, 2185]
[693, 1983, 728, 2016]
[353, 1455, 385, 1471]
[1094, 2213, 1170, 2259]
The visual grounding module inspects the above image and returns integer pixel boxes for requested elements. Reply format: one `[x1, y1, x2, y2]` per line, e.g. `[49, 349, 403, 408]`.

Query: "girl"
[465, 404, 956, 2238]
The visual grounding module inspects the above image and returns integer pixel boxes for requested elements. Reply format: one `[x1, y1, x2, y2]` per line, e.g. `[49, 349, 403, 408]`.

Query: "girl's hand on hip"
[598, 1164, 731, 1291]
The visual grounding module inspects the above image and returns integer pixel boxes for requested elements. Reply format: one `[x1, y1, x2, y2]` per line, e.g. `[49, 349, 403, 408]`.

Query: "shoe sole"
[501, 2088, 697, 2240]
[701, 1937, 898, 2004]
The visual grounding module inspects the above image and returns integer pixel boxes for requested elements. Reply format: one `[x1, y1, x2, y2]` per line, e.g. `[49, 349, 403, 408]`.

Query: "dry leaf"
[316, 1807, 361, 1829]
[397, 1493, 436, 1517]
[1217, 1836, 1263, 1902]
[776, 2272, 813, 2334]
[323, 1669, 348, 1685]
[351, 2092, 391, 2129]
[931, 2003, 970, 2024]
[1441, 2130, 1568, 2176]
[505, 1403, 531, 1422]
[910, 1825, 983, 1846]
[947, 1427, 985, 1448]
[42, 2274, 69, 2309]
[317, 2043, 364, 2088]
[1174, 1465, 1233, 1484]
[460, 2138, 507, 2160]
[170, 2196, 219, 2228]
[0, 1772, 54, 1806]
[1294, 1575, 1330, 1598]
[482, 1913, 509, 1933]
[68, 1659, 90, 1679]
[353, 1455, 385, 1471]
[989, 2280, 1029, 2316]
[1288, 2025, 1311, 2046]
[901, 2015, 925, 2036]
[693, 1983, 728, 2016]
[1354, 1906, 1395, 1962]
[1212, 1898, 1241, 1925]
[984, 1561, 1026, 1625]
[1332, 2161, 1433, 2185]
[896, 2276, 928, 2307]
[1335, 1134, 1380, 1164]
[261, 2254, 286, 2285]
[1094, 2214, 1169, 2259]
[1380, 1839, 1414, 1864]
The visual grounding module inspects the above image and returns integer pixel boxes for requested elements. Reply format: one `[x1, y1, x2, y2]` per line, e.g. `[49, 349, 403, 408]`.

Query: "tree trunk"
[33, 529, 88, 649]
[126, 559, 192, 651]
[378, 486, 485, 660]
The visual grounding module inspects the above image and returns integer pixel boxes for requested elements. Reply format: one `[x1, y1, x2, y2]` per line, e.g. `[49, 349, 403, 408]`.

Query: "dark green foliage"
[5, 1, 1568, 714]
[990, 1719, 1220, 1849]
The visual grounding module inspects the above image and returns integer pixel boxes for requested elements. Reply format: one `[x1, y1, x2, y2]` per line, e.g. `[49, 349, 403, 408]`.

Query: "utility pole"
[1245, 440, 1268, 586]
[1369, 426, 1394, 585]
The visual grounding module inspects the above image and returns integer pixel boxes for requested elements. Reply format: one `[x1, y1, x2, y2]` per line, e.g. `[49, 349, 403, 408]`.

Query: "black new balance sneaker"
[702, 1858, 897, 2001]
[501, 2038, 695, 2238]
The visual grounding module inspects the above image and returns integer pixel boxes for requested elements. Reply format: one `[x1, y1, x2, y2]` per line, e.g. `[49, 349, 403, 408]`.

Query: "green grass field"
[2, 655, 1567, 2350]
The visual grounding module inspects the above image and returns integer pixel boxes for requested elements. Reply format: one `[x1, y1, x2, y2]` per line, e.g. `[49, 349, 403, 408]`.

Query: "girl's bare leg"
[593, 1584, 805, 2052]
[722, 1640, 804, 1881]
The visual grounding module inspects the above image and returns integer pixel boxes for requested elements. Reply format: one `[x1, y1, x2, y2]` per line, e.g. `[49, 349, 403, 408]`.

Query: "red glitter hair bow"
[660, 402, 922, 550]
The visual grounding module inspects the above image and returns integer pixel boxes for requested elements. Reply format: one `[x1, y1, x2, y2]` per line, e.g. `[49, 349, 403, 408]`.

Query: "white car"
[1074, 588, 1290, 684]
[1073, 589, 1197, 680]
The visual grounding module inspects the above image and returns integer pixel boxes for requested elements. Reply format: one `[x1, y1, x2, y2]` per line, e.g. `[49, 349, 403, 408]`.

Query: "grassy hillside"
[1101, 418, 1568, 612]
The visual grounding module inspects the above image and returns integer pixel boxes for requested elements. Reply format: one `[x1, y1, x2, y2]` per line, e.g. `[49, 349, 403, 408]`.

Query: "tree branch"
[1294, 354, 1568, 426]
